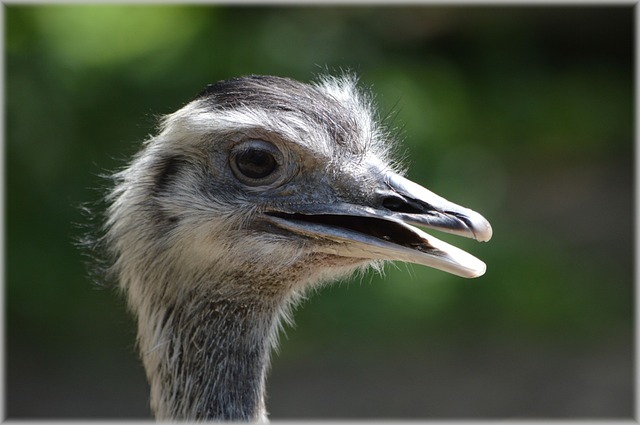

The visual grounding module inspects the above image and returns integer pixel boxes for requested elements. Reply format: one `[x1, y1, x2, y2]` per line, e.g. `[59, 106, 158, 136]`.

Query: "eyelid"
[232, 139, 281, 157]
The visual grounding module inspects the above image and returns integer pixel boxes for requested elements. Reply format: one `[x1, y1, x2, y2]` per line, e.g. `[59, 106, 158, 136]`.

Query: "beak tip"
[478, 221, 493, 242]
[464, 257, 487, 278]
[467, 211, 493, 242]
[472, 262, 487, 278]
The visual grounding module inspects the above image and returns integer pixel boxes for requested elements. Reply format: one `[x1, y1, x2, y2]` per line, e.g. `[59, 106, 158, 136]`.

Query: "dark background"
[6, 5, 633, 419]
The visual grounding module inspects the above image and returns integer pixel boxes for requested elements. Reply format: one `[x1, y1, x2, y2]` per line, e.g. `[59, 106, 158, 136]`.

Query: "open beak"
[264, 171, 492, 278]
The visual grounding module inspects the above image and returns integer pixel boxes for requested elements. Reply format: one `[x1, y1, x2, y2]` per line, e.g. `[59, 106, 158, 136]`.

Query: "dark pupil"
[235, 148, 277, 179]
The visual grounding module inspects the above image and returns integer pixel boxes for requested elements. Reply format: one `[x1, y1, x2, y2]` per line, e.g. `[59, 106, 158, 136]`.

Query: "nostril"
[382, 196, 404, 210]
[382, 195, 426, 214]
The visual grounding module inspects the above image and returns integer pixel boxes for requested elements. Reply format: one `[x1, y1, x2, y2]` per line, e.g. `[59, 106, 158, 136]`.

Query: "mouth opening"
[266, 211, 431, 251]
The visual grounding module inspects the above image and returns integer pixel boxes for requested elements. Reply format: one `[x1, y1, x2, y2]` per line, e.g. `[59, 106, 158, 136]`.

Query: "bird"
[101, 74, 492, 421]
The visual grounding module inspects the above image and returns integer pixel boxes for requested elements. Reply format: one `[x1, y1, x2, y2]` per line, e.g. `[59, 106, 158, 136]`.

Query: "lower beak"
[264, 171, 492, 278]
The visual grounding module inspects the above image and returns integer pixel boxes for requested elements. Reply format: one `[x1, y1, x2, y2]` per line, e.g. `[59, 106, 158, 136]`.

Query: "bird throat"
[136, 254, 361, 421]
[144, 297, 279, 421]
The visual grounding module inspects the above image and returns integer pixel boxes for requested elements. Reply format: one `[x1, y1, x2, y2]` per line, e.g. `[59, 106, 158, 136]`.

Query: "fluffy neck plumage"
[122, 248, 365, 421]
[139, 294, 281, 421]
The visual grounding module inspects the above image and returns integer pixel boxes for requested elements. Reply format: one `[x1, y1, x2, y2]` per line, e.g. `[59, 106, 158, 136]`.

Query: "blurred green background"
[6, 5, 633, 419]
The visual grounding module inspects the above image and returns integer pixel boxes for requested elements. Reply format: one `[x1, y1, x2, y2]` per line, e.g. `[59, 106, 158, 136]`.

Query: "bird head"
[106, 74, 492, 303]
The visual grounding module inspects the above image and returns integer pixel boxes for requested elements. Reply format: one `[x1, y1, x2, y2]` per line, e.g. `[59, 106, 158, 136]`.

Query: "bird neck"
[141, 296, 280, 421]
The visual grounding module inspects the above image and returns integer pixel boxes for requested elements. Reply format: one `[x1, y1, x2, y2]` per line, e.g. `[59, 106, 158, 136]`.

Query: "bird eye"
[230, 140, 282, 186]
[236, 148, 276, 179]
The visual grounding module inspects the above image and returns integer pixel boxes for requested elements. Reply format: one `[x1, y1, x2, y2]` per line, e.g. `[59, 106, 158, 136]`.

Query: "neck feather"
[125, 252, 361, 421]
[139, 295, 281, 421]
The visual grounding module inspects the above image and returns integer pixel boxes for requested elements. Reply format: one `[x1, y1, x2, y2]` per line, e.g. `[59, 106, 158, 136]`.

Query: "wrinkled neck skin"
[140, 292, 280, 422]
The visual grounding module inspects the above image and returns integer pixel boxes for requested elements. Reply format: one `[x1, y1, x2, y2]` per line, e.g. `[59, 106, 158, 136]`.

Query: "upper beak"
[382, 172, 493, 243]
[263, 171, 492, 278]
